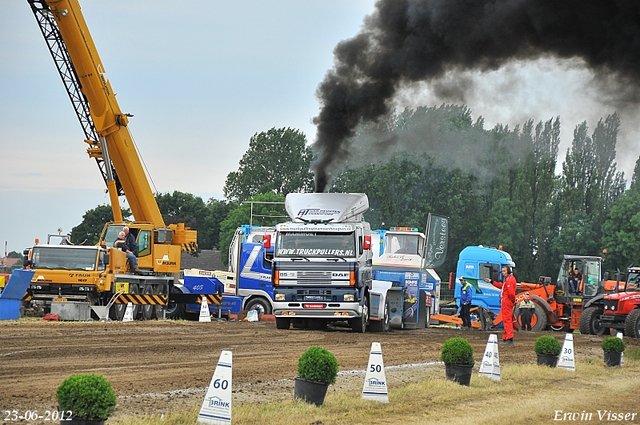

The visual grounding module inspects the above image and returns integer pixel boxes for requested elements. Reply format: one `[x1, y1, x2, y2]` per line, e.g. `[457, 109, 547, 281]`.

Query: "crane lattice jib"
[27, 0, 124, 198]
[27, 0, 168, 229]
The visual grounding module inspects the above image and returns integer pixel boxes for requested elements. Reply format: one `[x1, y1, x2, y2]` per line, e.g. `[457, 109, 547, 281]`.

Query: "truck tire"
[129, 284, 140, 320]
[370, 299, 390, 333]
[352, 296, 369, 333]
[275, 317, 291, 329]
[165, 287, 185, 320]
[580, 306, 607, 335]
[624, 308, 640, 338]
[141, 284, 156, 320]
[245, 297, 272, 315]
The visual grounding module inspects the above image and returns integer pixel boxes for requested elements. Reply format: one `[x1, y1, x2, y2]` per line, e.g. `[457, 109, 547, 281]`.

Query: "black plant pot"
[445, 363, 474, 386]
[536, 353, 559, 367]
[294, 377, 330, 406]
[604, 350, 622, 367]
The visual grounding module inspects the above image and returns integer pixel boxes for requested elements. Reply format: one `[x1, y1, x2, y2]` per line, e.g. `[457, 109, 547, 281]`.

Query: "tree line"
[71, 107, 640, 283]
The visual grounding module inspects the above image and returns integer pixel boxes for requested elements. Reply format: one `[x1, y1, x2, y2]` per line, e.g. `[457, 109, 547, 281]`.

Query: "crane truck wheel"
[370, 299, 390, 332]
[624, 308, 640, 338]
[141, 284, 156, 320]
[165, 287, 186, 320]
[351, 295, 369, 333]
[245, 297, 272, 315]
[154, 284, 166, 320]
[580, 306, 607, 335]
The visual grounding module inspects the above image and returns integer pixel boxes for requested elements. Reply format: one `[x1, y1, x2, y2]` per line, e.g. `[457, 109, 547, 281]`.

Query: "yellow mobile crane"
[24, 0, 217, 320]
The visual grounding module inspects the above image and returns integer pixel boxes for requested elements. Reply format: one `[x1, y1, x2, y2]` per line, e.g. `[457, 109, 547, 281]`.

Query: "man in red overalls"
[485, 265, 517, 345]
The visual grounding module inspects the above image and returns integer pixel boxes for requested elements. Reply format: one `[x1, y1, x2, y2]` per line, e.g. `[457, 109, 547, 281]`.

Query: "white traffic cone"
[557, 333, 575, 372]
[362, 342, 389, 402]
[197, 350, 232, 425]
[122, 302, 134, 322]
[199, 297, 211, 323]
[478, 334, 500, 381]
[616, 332, 624, 366]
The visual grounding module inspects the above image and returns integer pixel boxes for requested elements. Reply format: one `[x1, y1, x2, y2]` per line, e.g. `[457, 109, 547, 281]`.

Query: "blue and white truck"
[369, 227, 440, 331]
[432, 245, 515, 328]
[170, 225, 276, 318]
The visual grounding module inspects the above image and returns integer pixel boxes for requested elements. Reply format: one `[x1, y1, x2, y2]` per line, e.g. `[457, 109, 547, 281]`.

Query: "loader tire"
[513, 303, 546, 331]
[624, 308, 640, 339]
[580, 306, 607, 335]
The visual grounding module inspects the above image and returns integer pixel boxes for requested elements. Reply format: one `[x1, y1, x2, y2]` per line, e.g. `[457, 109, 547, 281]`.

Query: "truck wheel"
[154, 284, 167, 320]
[370, 299, 390, 333]
[165, 287, 185, 320]
[275, 317, 291, 329]
[352, 296, 369, 333]
[141, 284, 156, 320]
[129, 284, 140, 320]
[624, 309, 640, 338]
[580, 306, 607, 335]
[245, 297, 272, 315]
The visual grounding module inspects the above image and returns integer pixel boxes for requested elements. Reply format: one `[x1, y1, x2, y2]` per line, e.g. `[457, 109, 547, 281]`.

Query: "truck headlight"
[343, 294, 354, 302]
[275, 293, 285, 301]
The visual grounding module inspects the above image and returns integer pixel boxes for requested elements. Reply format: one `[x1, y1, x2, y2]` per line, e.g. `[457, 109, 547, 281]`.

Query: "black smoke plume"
[312, 0, 640, 192]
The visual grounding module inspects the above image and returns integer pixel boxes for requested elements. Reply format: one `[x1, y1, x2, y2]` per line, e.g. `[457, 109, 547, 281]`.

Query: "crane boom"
[28, 0, 198, 251]
[30, 0, 164, 225]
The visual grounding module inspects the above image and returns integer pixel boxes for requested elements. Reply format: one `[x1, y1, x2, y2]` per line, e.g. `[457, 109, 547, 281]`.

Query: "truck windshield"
[276, 232, 356, 258]
[626, 272, 640, 291]
[102, 225, 125, 248]
[31, 247, 99, 271]
[385, 234, 420, 255]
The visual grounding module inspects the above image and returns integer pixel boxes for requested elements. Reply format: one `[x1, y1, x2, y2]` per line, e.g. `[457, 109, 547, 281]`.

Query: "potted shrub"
[56, 374, 116, 425]
[602, 337, 625, 367]
[294, 346, 338, 406]
[534, 335, 562, 367]
[441, 337, 474, 386]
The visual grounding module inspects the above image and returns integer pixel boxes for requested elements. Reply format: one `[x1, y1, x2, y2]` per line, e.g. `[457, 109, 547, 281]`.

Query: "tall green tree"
[224, 127, 314, 202]
[218, 192, 286, 265]
[601, 190, 640, 271]
[70, 205, 132, 245]
[155, 191, 214, 249]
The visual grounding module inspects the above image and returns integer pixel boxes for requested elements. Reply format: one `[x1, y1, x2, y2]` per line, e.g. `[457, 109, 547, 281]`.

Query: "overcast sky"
[2, 1, 639, 255]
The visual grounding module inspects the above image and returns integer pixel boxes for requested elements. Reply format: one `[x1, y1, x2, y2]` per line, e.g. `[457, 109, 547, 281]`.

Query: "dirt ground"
[0, 318, 635, 423]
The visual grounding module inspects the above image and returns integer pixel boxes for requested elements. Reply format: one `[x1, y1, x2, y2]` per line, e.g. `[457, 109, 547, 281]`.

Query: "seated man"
[568, 268, 582, 294]
[116, 231, 139, 273]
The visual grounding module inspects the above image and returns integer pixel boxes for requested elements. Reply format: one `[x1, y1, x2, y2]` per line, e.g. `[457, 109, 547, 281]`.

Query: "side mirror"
[104, 253, 110, 265]
[263, 234, 271, 250]
[363, 235, 371, 250]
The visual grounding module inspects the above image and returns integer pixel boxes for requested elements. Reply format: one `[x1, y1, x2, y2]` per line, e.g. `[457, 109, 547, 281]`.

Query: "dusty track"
[0, 319, 632, 422]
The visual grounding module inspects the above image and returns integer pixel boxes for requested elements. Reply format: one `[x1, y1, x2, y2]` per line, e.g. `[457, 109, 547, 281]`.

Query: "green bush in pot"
[601, 337, 625, 353]
[297, 346, 339, 385]
[534, 335, 562, 356]
[440, 337, 474, 365]
[56, 374, 116, 422]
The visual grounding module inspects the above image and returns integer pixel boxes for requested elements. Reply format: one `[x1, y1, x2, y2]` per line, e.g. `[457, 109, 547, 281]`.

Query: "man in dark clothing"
[518, 292, 536, 331]
[459, 277, 473, 329]
[568, 268, 582, 294]
[122, 227, 139, 272]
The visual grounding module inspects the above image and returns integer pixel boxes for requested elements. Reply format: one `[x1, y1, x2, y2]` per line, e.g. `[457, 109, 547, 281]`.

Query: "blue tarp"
[0, 269, 34, 320]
